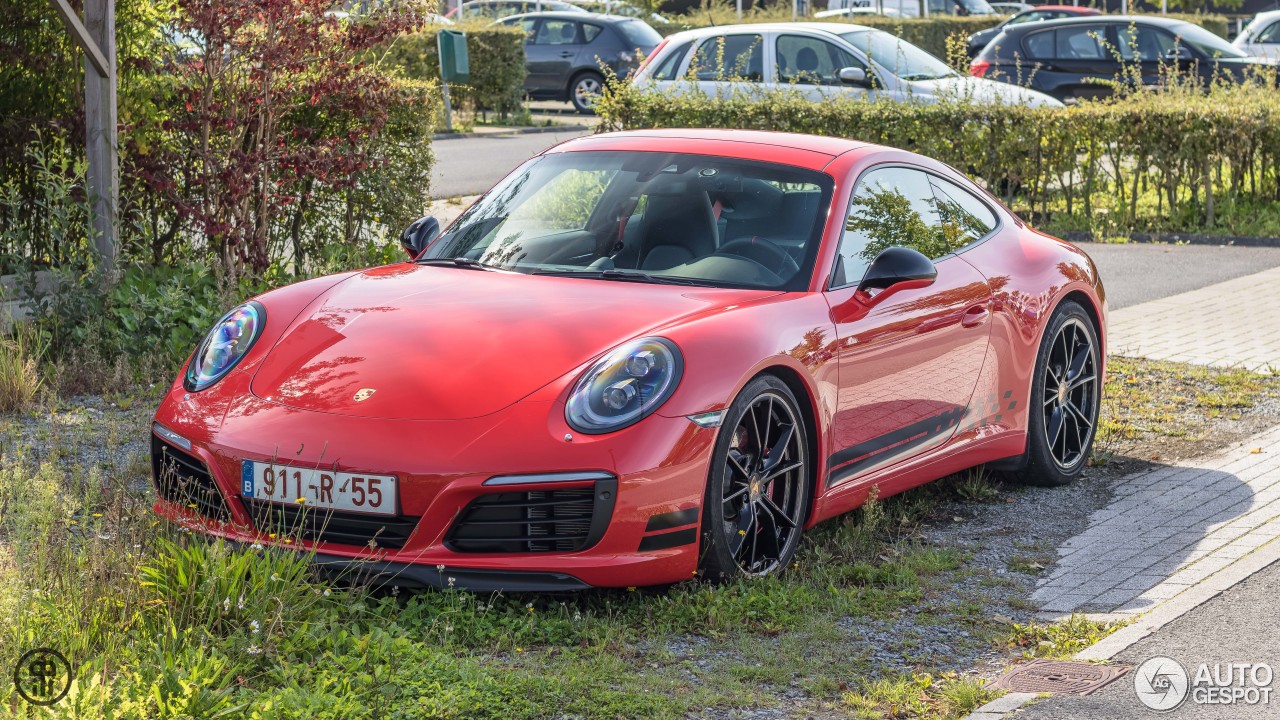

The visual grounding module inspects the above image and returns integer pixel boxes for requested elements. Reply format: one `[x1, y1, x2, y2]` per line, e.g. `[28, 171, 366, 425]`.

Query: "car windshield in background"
[1172, 22, 1250, 59]
[424, 151, 833, 290]
[839, 29, 958, 80]
[616, 18, 662, 47]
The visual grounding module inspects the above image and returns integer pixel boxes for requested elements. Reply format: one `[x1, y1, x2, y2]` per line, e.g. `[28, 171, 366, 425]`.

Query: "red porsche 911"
[151, 129, 1105, 591]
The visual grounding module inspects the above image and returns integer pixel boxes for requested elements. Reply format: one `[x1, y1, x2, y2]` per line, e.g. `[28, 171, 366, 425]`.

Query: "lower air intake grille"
[446, 478, 617, 553]
[243, 500, 419, 550]
[151, 436, 230, 521]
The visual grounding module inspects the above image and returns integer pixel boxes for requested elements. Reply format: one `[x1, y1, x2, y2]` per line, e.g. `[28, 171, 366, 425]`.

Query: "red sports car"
[151, 130, 1105, 590]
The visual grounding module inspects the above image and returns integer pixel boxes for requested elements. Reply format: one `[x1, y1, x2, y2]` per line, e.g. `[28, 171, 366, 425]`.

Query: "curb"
[430, 124, 590, 141]
[958, 531, 1280, 719]
[1065, 231, 1280, 248]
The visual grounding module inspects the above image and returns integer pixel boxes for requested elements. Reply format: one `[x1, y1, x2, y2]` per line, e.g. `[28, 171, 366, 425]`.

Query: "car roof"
[1029, 5, 1100, 11]
[995, 14, 1188, 34]
[665, 22, 874, 41]
[501, 11, 623, 20]
[543, 129, 878, 171]
[1249, 9, 1280, 24]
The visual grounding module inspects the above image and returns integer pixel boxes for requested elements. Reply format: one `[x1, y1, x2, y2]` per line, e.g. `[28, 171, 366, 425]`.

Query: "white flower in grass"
[250, 543, 263, 551]
[250, 619, 261, 634]
[270, 573, 281, 582]
[322, 589, 331, 597]
[237, 595, 245, 610]
[222, 597, 231, 612]
[447, 577, 456, 589]
[246, 645, 263, 655]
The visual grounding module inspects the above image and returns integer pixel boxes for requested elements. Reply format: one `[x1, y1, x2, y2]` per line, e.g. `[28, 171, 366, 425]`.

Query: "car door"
[824, 166, 993, 487]
[526, 18, 585, 92]
[1113, 23, 1184, 91]
[1243, 20, 1280, 60]
[1024, 24, 1116, 101]
[685, 32, 766, 97]
[770, 33, 878, 103]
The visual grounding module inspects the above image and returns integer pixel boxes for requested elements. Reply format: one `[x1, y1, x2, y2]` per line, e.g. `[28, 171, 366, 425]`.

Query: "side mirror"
[838, 66, 872, 88]
[858, 246, 937, 293]
[401, 216, 441, 258]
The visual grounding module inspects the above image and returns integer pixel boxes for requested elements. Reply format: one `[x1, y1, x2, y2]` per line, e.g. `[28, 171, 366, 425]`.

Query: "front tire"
[698, 375, 810, 581]
[1018, 301, 1101, 487]
[569, 71, 604, 115]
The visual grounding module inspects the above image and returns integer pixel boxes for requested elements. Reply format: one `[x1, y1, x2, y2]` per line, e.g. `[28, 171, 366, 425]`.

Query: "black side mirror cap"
[401, 216, 441, 258]
[858, 246, 938, 292]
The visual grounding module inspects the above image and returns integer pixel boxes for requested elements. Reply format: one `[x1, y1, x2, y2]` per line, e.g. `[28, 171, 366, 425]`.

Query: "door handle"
[559, 51, 575, 57]
[961, 304, 990, 328]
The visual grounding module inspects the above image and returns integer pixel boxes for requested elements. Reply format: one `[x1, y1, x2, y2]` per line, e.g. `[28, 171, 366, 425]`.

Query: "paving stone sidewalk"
[1107, 265, 1280, 371]
[1032, 424, 1280, 619]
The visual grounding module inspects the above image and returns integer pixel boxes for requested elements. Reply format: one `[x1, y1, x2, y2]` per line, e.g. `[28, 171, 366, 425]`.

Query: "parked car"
[496, 12, 661, 113]
[824, 0, 994, 18]
[813, 7, 904, 19]
[151, 128, 1106, 589]
[633, 23, 1063, 107]
[446, 0, 587, 20]
[971, 16, 1275, 102]
[563, 0, 668, 24]
[1234, 10, 1280, 61]
[988, 2, 1032, 13]
[967, 5, 1101, 58]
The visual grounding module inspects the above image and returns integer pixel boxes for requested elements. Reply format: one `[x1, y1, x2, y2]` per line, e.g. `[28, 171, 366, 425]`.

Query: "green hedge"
[597, 81, 1280, 236]
[382, 23, 527, 119]
[653, 13, 1230, 59]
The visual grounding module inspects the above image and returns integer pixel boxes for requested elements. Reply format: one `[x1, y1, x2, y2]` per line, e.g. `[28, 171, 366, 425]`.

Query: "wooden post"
[48, 0, 117, 279]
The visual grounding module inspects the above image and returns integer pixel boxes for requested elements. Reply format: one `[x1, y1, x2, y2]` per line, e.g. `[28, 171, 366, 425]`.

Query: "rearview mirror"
[858, 246, 938, 293]
[838, 66, 872, 88]
[401, 216, 441, 258]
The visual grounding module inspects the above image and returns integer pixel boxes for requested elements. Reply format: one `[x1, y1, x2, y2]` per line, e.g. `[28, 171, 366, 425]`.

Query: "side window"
[517, 19, 538, 44]
[1257, 21, 1280, 43]
[1115, 25, 1177, 61]
[776, 35, 865, 86]
[1023, 30, 1054, 60]
[833, 167, 942, 288]
[689, 34, 764, 82]
[651, 40, 693, 81]
[535, 20, 581, 46]
[582, 23, 603, 43]
[1055, 26, 1106, 60]
[930, 176, 997, 247]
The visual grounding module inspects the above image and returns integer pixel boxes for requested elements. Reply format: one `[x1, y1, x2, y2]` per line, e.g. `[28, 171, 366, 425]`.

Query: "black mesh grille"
[243, 499, 420, 550]
[151, 436, 230, 522]
[447, 478, 617, 553]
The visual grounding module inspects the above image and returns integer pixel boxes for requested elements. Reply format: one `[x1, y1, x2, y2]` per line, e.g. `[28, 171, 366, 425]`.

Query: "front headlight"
[566, 337, 682, 434]
[183, 302, 265, 392]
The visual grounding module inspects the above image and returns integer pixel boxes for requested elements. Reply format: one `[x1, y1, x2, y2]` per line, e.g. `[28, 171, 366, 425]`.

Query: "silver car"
[632, 22, 1064, 108]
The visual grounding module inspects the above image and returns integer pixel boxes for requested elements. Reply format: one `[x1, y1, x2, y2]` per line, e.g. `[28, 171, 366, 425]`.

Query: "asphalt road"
[1012, 558, 1280, 719]
[1071, 242, 1280, 310]
[429, 129, 591, 198]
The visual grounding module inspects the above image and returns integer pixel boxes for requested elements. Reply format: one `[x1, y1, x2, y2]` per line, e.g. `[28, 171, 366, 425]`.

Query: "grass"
[1095, 356, 1280, 463]
[1002, 614, 1127, 660]
[843, 672, 1000, 720]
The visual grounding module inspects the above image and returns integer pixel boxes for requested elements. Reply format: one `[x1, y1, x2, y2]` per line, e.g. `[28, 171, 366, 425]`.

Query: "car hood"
[910, 76, 1065, 108]
[250, 264, 777, 421]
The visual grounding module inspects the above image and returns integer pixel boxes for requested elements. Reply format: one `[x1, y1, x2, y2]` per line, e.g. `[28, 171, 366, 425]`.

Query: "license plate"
[240, 461, 397, 516]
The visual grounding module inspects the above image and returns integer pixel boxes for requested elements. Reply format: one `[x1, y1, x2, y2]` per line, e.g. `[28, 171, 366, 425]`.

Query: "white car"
[1233, 10, 1280, 61]
[633, 23, 1064, 108]
[814, 7, 904, 19]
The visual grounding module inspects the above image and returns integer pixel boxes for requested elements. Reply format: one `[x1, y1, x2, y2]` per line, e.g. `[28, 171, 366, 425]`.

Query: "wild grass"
[1003, 613, 1126, 660]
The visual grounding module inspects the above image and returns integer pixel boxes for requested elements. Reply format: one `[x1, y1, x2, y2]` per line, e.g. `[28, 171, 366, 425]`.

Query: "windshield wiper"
[533, 268, 709, 286]
[417, 257, 498, 271]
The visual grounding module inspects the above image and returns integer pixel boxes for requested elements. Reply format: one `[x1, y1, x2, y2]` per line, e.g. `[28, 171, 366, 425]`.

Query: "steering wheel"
[718, 237, 800, 279]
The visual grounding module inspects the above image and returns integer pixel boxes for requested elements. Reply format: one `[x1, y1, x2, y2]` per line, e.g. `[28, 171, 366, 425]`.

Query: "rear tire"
[1017, 301, 1101, 487]
[698, 375, 811, 581]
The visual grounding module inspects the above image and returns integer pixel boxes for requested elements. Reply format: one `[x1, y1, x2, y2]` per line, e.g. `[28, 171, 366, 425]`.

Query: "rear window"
[1022, 26, 1107, 60]
[616, 19, 662, 48]
[583, 23, 602, 43]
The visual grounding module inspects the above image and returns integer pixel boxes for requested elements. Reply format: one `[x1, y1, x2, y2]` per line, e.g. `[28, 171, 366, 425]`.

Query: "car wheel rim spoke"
[719, 391, 807, 576]
[1042, 318, 1098, 470]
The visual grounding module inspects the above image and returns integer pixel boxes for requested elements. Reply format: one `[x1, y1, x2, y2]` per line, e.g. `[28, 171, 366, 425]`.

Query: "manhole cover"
[993, 659, 1130, 695]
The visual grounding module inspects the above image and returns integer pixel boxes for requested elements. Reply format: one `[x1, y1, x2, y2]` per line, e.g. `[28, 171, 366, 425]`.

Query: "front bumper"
[151, 381, 718, 590]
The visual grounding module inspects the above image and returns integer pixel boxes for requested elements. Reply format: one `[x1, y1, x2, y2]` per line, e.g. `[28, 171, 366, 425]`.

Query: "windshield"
[423, 151, 834, 290]
[839, 29, 958, 80]
[1172, 22, 1249, 59]
[616, 18, 661, 48]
